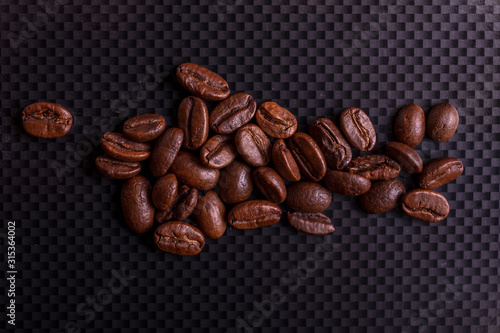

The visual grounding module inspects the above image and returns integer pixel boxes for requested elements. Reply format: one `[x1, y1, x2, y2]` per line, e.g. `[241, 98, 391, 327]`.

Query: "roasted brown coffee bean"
[427, 103, 459, 142]
[169, 151, 220, 190]
[156, 185, 198, 223]
[151, 173, 178, 210]
[194, 190, 227, 239]
[394, 104, 425, 147]
[95, 154, 141, 179]
[123, 114, 166, 142]
[288, 132, 327, 181]
[322, 170, 371, 196]
[255, 101, 297, 139]
[253, 167, 287, 204]
[401, 189, 450, 222]
[228, 200, 281, 229]
[271, 139, 301, 182]
[309, 118, 352, 170]
[121, 176, 155, 234]
[359, 179, 406, 214]
[287, 212, 335, 235]
[347, 155, 401, 180]
[154, 221, 205, 256]
[22, 102, 73, 138]
[101, 132, 151, 162]
[339, 107, 377, 152]
[419, 157, 463, 189]
[210, 92, 257, 134]
[235, 124, 272, 167]
[176, 63, 229, 101]
[286, 181, 332, 213]
[178, 96, 209, 150]
[199, 134, 238, 169]
[218, 160, 253, 205]
[149, 127, 184, 178]
[385, 141, 423, 174]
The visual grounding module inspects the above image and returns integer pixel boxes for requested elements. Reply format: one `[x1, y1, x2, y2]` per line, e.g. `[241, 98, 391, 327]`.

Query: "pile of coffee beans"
[91, 63, 463, 256]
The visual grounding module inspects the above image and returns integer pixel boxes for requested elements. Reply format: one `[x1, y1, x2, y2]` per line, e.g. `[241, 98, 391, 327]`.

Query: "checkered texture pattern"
[1, 1, 499, 332]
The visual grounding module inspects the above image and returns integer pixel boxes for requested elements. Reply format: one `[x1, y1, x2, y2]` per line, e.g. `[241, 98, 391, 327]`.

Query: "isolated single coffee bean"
[322, 170, 371, 196]
[401, 189, 450, 222]
[255, 101, 297, 139]
[228, 200, 281, 229]
[101, 132, 151, 162]
[287, 212, 335, 235]
[95, 154, 141, 180]
[210, 92, 257, 134]
[286, 181, 332, 213]
[218, 160, 253, 205]
[149, 127, 184, 178]
[385, 141, 423, 174]
[194, 190, 227, 239]
[309, 118, 352, 170]
[176, 63, 230, 101]
[347, 155, 401, 180]
[200, 134, 238, 169]
[151, 173, 178, 210]
[169, 151, 220, 191]
[123, 114, 165, 142]
[271, 139, 301, 182]
[156, 185, 198, 223]
[288, 132, 327, 181]
[359, 179, 406, 214]
[253, 166, 287, 204]
[340, 107, 376, 152]
[235, 124, 272, 167]
[419, 157, 463, 189]
[121, 176, 155, 234]
[154, 221, 205, 256]
[178, 96, 209, 150]
[22, 102, 73, 138]
[394, 104, 425, 147]
[427, 103, 459, 142]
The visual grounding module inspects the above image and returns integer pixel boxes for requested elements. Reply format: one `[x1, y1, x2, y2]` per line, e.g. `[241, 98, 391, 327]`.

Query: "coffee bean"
[419, 157, 463, 189]
[427, 103, 459, 142]
[178, 96, 209, 150]
[22, 102, 73, 138]
[176, 63, 230, 101]
[210, 92, 257, 134]
[255, 101, 297, 139]
[401, 189, 450, 222]
[394, 104, 425, 147]
[322, 170, 371, 196]
[169, 151, 220, 191]
[228, 200, 281, 229]
[287, 212, 335, 235]
[194, 190, 227, 239]
[154, 221, 205, 256]
[286, 181, 332, 213]
[101, 132, 151, 162]
[151, 173, 178, 210]
[121, 175, 155, 234]
[235, 124, 272, 167]
[253, 166, 287, 204]
[218, 160, 253, 205]
[339, 107, 377, 152]
[123, 114, 166, 142]
[149, 127, 184, 178]
[200, 134, 238, 169]
[95, 154, 141, 180]
[309, 118, 352, 170]
[385, 141, 423, 174]
[156, 185, 198, 223]
[359, 179, 406, 214]
[347, 155, 401, 180]
[271, 139, 301, 182]
[288, 132, 327, 181]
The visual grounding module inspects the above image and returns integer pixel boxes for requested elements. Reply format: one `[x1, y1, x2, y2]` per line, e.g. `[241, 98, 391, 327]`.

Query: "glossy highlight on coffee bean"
[22, 102, 73, 139]
[401, 189, 450, 222]
[194, 190, 227, 239]
[419, 157, 463, 189]
[178, 96, 209, 150]
[427, 103, 459, 143]
[235, 124, 272, 167]
[149, 127, 184, 178]
[253, 166, 287, 204]
[347, 155, 401, 180]
[323, 170, 371, 196]
[200, 134, 238, 169]
[176, 63, 230, 101]
[152, 173, 178, 210]
[385, 141, 423, 174]
[218, 160, 253, 205]
[394, 104, 425, 147]
[154, 221, 205, 256]
[169, 151, 220, 190]
[95, 154, 141, 179]
[286, 181, 332, 213]
[121, 176, 155, 234]
[288, 132, 327, 181]
[359, 179, 406, 214]
[287, 212, 335, 235]
[271, 139, 301, 182]
[156, 185, 198, 223]
[340, 107, 376, 152]
[101, 132, 151, 162]
[123, 114, 166, 142]
[255, 101, 297, 139]
[309, 118, 352, 170]
[228, 200, 282, 229]
[210, 92, 257, 134]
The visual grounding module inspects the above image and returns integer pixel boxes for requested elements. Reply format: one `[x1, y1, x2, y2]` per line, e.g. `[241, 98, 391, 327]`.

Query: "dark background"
[1, 1, 499, 332]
